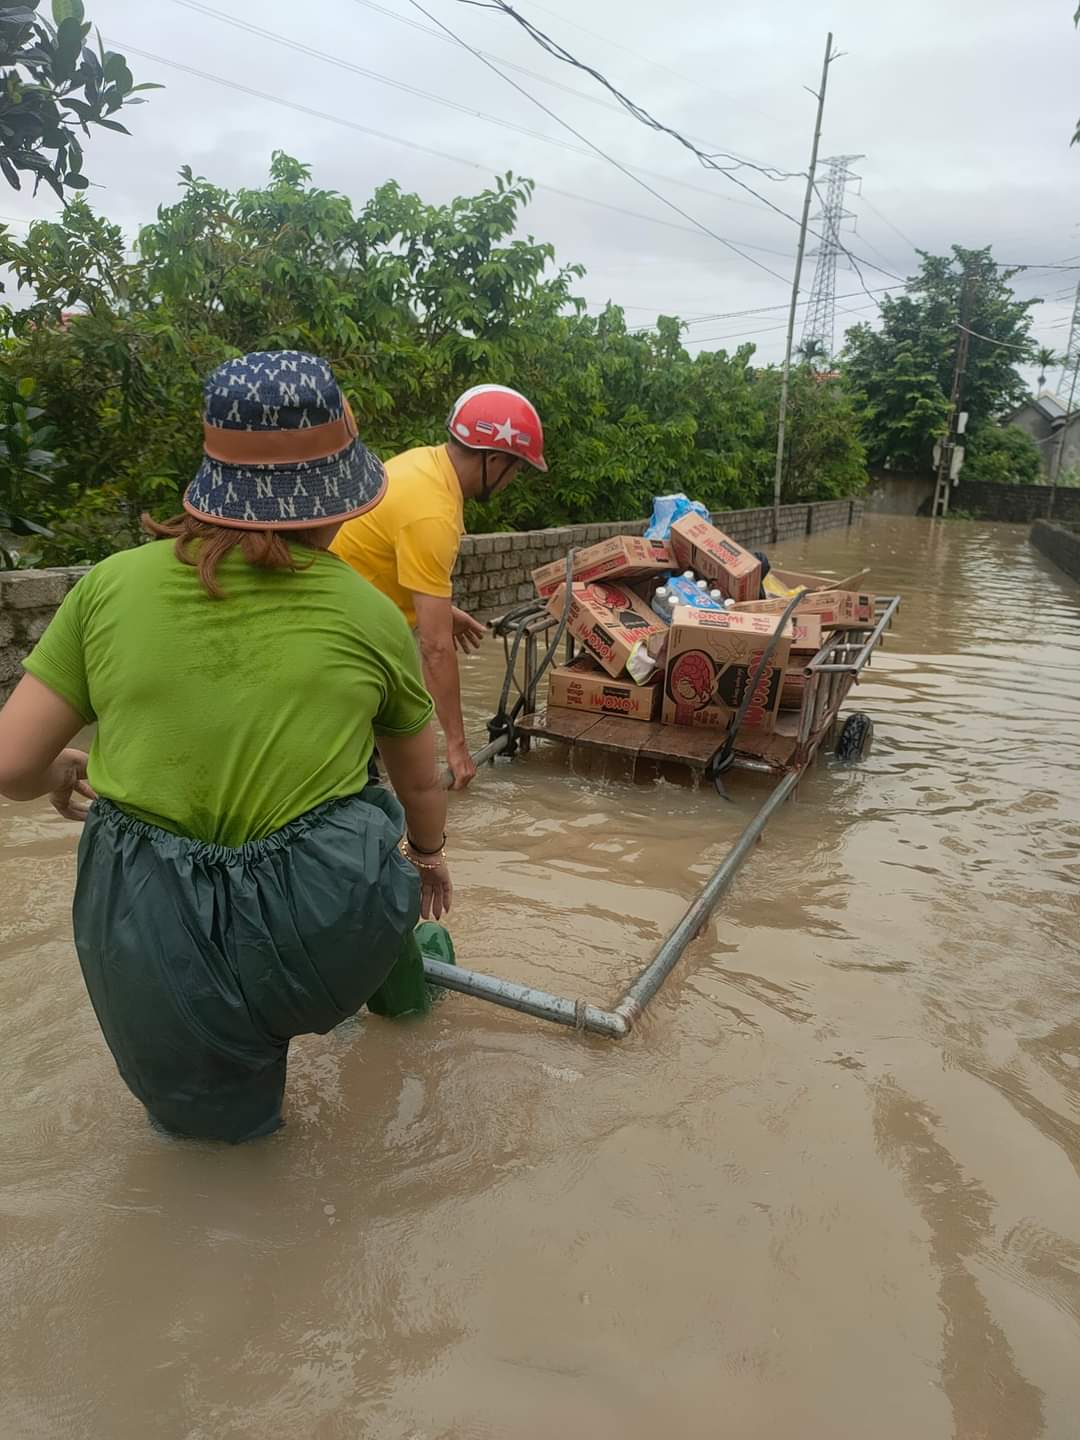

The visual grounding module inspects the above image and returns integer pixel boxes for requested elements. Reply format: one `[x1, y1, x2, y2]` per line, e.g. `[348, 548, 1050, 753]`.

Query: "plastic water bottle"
[651, 586, 673, 623]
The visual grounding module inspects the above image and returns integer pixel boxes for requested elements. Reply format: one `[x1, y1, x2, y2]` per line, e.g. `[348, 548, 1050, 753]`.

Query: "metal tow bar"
[424, 763, 802, 1039]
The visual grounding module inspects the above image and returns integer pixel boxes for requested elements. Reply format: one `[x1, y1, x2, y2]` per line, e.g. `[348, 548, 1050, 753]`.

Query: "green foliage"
[0, 157, 869, 562]
[0, 4, 156, 198]
[962, 423, 1043, 485]
[843, 246, 1036, 473]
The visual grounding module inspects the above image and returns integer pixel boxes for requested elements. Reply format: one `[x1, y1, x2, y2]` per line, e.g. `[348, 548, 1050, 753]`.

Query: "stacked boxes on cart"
[538, 518, 874, 735]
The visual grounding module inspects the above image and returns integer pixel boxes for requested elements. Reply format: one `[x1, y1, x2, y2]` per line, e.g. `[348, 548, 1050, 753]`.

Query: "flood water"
[2, 515, 1080, 1439]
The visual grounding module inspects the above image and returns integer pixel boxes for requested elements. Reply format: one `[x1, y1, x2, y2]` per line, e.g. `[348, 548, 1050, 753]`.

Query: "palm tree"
[1035, 346, 1058, 393]
[797, 337, 829, 367]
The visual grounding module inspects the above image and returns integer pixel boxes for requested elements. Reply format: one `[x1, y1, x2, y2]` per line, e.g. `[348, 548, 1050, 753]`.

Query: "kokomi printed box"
[661, 607, 792, 732]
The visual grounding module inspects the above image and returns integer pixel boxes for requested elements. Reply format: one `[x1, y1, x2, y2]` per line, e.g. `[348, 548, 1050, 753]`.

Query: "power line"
[449, 0, 803, 182]
[629, 284, 902, 333]
[347, 0, 782, 175]
[170, 0, 784, 220]
[457, 0, 905, 299]
[167, 0, 799, 245]
[857, 192, 920, 255]
[401, 1, 792, 283]
[106, 41, 792, 261]
[497, 0, 788, 129]
[169, 0, 602, 160]
[958, 324, 1035, 353]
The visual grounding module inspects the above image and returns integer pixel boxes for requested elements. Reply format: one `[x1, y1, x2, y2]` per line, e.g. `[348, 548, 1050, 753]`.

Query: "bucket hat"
[184, 351, 386, 529]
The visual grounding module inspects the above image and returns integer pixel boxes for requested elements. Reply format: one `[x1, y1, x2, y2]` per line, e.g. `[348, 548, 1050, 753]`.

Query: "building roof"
[1012, 392, 1068, 423]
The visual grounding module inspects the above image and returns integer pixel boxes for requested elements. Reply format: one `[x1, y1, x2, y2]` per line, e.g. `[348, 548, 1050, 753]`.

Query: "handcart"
[424, 587, 902, 1041]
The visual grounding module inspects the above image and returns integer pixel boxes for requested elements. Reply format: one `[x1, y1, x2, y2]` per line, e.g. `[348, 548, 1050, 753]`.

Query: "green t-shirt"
[23, 539, 433, 846]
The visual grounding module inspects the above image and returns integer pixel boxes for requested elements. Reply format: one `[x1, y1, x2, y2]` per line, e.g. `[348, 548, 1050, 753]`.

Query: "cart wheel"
[836, 712, 874, 764]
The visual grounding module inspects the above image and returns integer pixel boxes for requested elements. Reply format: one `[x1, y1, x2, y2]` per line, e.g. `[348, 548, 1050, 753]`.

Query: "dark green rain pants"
[73, 786, 422, 1144]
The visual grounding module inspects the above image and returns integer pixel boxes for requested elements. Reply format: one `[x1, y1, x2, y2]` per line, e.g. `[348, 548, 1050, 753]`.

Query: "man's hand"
[47, 748, 96, 823]
[446, 739, 478, 791]
[451, 606, 487, 656]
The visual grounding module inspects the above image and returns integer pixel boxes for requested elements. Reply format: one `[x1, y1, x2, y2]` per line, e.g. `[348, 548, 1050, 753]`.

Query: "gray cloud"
[5, 0, 1078, 383]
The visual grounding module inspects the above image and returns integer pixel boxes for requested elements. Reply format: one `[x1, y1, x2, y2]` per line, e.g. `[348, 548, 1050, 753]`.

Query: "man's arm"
[412, 593, 477, 790]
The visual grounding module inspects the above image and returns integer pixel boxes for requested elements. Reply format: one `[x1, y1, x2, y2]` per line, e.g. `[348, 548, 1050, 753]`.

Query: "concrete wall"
[0, 568, 86, 705]
[1009, 411, 1080, 477]
[865, 470, 935, 515]
[0, 498, 865, 703]
[952, 481, 1080, 524]
[1030, 519, 1080, 583]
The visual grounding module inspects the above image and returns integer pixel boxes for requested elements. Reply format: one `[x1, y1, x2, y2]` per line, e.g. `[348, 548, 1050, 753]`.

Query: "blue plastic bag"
[643, 493, 711, 542]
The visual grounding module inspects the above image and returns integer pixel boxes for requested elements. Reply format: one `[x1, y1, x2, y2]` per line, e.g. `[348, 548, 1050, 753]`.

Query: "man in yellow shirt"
[333, 385, 548, 789]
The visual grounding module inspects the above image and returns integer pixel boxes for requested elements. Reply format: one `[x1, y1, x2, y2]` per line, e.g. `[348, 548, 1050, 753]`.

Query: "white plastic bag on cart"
[643, 493, 711, 541]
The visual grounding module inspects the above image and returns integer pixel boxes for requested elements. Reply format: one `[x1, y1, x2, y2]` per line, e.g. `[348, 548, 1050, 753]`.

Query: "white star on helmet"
[492, 417, 520, 446]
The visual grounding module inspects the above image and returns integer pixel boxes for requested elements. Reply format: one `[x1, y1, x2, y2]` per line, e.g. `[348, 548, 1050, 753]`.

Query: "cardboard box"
[731, 590, 877, 629]
[662, 607, 792, 732]
[669, 515, 761, 602]
[770, 566, 869, 593]
[791, 613, 823, 654]
[548, 654, 661, 723]
[780, 668, 809, 710]
[533, 536, 672, 600]
[548, 581, 668, 679]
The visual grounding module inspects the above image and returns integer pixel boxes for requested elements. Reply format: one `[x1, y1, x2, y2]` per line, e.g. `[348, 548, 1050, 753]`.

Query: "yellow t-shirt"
[331, 444, 464, 626]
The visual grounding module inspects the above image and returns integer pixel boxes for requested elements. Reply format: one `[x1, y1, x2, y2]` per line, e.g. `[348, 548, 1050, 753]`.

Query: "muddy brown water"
[2, 515, 1080, 1439]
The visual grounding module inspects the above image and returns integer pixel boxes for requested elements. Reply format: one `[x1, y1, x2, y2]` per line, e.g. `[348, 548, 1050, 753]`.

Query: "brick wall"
[0, 498, 864, 701]
[949, 482, 1080, 524]
[1030, 519, 1080, 583]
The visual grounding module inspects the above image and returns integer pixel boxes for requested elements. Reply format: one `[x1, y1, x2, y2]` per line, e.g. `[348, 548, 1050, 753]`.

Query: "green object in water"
[367, 922, 457, 1019]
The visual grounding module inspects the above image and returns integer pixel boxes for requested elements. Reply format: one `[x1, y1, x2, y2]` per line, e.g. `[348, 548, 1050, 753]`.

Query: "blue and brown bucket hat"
[184, 351, 386, 529]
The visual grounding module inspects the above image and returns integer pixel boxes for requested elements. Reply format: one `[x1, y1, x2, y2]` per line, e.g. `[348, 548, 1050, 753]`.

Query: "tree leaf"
[52, 0, 84, 23]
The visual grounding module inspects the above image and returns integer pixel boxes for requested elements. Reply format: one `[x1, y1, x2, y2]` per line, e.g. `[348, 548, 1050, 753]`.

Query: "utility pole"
[1049, 278, 1080, 516]
[1048, 363, 1078, 517]
[771, 32, 834, 545]
[931, 267, 976, 519]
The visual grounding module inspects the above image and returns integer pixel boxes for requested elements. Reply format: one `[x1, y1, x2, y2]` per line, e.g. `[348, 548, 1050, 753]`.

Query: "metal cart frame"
[424, 596, 901, 1040]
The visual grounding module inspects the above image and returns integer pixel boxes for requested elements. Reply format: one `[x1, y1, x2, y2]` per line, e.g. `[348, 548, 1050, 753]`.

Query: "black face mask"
[478, 454, 520, 504]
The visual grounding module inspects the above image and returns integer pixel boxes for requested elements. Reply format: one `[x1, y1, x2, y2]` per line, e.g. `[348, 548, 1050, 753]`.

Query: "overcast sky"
[6, 0, 1079, 387]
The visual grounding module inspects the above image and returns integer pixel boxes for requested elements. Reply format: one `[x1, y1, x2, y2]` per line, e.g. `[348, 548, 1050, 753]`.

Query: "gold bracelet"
[399, 838, 445, 870]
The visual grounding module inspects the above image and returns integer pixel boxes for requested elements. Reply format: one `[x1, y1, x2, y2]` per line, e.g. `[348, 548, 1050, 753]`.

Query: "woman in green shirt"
[0, 351, 452, 1143]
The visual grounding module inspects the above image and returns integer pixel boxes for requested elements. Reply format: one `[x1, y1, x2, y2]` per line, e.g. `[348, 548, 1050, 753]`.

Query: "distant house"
[1007, 392, 1080, 476]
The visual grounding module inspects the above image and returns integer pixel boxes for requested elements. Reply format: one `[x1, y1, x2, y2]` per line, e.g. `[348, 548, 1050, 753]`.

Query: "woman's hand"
[47, 748, 96, 823]
[402, 841, 453, 921]
[418, 861, 453, 921]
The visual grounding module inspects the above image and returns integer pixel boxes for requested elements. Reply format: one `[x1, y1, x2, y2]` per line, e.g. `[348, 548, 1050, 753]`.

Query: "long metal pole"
[1048, 361, 1079, 518]
[421, 959, 629, 1038]
[771, 32, 833, 545]
[614, 769, 802, 1026]
[422, 768, 804, 1038]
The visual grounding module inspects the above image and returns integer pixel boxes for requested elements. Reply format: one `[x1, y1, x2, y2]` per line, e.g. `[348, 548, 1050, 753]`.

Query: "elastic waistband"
[90, 792, 391, 867]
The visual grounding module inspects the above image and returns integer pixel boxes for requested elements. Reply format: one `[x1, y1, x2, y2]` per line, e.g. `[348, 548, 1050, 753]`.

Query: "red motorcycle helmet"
[447, 384, 548, 472]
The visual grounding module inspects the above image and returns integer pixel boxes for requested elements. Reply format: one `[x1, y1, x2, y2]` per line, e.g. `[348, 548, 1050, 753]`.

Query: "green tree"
[962, 424, 1043, 485]
[0, 156, 869, 562]
[844, 246, 1036, 472]
[796, 337, 828, 367]
[0, 1, 156, 198]
[1035, 347, 1058, 392]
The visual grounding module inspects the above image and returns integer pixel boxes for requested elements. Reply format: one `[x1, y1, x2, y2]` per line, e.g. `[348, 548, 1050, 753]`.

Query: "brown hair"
[141, 512, 328, 599]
